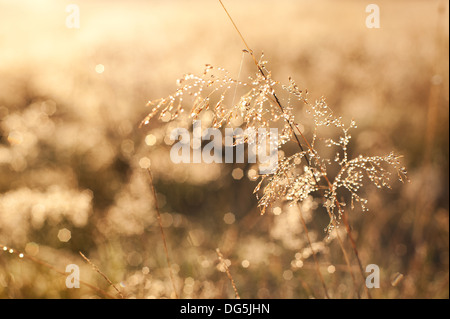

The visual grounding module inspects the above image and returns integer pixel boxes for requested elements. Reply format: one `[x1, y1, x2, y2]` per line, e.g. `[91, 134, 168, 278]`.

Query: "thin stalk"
[216, 248, 240, 299]
[325, 207, 360, 299]
[297, 203, 330, 299]
[147, 168, 179, 299]
[341, 208, 372, 299]
[79, 251, 124, 299]
[0, 244, 117, 299]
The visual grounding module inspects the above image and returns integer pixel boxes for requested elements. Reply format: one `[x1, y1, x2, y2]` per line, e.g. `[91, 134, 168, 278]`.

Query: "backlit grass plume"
[141, 0, 408, 298]
[141, 53, 408, 230]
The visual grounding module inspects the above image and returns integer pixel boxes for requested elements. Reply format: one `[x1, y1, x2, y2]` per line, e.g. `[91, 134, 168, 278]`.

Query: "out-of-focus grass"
[0, 0, 448, 298]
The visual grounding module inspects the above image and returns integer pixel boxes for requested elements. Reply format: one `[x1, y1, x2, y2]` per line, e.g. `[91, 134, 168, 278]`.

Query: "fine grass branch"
[216, 248, 240, 299]
[0, 244, 117, 299]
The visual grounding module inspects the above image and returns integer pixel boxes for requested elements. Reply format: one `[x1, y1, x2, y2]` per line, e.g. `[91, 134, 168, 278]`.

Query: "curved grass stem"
[297, 204, 330, 299]
[147, 168, 179, 299]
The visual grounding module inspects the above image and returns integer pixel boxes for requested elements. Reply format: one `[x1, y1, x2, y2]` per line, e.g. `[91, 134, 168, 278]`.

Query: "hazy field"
[0, 0, 448, 298]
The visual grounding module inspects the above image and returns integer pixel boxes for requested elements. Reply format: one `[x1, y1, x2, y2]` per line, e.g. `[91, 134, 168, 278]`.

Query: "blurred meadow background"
[0, 0, 448, 298]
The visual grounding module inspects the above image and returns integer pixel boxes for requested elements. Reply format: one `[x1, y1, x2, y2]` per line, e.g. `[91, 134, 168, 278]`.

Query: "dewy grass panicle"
[141, 0, 409, 298]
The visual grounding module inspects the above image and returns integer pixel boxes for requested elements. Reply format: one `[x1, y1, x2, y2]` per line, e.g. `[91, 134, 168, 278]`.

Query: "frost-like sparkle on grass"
[142, 54, 408, 234]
